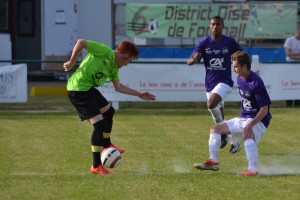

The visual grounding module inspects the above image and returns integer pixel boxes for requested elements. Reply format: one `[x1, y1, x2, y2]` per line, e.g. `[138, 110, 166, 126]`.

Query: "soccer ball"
[148, 19, 158, 35]
[101, 147, 121, 168]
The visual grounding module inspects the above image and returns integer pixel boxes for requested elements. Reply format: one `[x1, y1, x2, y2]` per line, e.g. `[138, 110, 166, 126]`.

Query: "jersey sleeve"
[87, 40, 111, 57]
[108, 70, 119, 81]
[254, 79, 271, 108]
[190, 39, 204, 61]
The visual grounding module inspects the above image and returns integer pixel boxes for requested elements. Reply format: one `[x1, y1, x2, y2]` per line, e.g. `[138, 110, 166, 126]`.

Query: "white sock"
[227, 134, 236, 145]
[208, 106, 223, 123]
[209, 134, 221, 162]
[244, 139, 258, 172]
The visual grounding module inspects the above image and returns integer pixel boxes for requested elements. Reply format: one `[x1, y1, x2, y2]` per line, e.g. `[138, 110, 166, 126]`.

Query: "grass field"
[1, 97, 300, 200]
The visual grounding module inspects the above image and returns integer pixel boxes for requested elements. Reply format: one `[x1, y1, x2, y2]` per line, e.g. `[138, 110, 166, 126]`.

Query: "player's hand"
[63, 61, 73, 71]
[139, 92, 156, 101]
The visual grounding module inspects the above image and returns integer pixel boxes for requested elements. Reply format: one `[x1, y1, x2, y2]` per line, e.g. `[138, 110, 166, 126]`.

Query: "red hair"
[115, 40, 139, 60]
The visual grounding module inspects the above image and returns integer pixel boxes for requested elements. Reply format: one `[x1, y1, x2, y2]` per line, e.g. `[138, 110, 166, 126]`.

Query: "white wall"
[43, 0, 79, 56]
[78, 0, 113, 43]
[0, 34, 11, 66]
[77, 0, 113, 58]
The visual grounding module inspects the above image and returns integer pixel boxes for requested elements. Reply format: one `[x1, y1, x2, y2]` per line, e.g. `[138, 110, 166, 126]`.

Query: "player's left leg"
[100, 104, 125, 153]
[242, 139, 258, 176]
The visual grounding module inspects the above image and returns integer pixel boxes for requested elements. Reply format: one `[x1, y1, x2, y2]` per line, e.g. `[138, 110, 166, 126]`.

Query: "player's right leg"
[89, 115, 111, 175]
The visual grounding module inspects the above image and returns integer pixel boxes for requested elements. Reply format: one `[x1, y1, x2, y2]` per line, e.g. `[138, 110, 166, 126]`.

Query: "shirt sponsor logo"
[208, 58, 224, 69]
[243, 98, 252, 109]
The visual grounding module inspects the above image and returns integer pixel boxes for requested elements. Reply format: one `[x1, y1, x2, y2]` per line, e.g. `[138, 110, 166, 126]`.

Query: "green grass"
[0, 97, 300, 199]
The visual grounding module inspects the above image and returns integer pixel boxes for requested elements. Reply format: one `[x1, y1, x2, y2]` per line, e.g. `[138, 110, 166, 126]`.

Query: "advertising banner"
[126, 2, 297, 39]
[0, 64, 27, 103]
[98, 56, 300, 103]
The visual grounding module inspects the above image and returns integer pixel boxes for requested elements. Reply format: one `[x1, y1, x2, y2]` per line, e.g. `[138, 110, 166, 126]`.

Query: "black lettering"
[165, 6, 174, 20]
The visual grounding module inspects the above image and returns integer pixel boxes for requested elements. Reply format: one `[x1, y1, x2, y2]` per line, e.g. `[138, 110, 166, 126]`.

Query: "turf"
[0, 97, 299, 199]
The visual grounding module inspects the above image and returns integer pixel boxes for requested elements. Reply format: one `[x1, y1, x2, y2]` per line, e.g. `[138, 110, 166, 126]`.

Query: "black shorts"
[68, 88, 109, 121]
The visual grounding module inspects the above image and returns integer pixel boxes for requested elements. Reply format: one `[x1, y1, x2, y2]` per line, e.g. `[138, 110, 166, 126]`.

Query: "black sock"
[93, 152, 101, 168]
[103, 136, 112, 148]
[91, 121, 104, 168]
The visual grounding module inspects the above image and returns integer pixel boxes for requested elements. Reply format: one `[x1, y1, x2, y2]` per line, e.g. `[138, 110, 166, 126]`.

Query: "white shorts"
[206, 83, 232, 107]
[225, 117, 267, 144]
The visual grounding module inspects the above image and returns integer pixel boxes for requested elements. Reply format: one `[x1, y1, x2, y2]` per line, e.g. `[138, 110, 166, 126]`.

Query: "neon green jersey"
[67, 40, 119, 91]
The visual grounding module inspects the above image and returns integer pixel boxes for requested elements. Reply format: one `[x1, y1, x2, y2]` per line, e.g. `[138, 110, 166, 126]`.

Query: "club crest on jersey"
[244, 91, 251, 97]
[222, 47, 229, 55]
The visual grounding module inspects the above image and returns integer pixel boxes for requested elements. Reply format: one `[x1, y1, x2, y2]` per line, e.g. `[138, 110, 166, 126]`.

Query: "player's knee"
[210, 123, 221, 134]
[103, 106, 115, 120]
[207, 101, 213, 109]
[207, 101, 219, 109]
[102, 106, 115, 133]
[210, 127, 216, 134]
[207, 94, 222, 109]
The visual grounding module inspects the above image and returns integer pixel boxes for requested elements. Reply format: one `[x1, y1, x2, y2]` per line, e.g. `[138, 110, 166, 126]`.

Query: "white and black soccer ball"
[101, 147, 121, 168]
[148, 19, 158, 35]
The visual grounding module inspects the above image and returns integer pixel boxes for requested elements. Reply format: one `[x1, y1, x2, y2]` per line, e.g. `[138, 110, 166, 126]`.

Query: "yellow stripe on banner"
[103, 132, 111, 138]
[30, 87, 67, 96]
[91, 145, 101, 152]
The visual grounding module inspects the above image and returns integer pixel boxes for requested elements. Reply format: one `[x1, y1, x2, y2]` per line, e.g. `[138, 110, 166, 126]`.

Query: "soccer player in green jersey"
[64, 39, 156, 174]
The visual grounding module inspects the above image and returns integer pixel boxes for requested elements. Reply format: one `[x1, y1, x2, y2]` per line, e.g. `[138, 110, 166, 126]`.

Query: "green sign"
[126, 3, 297, 39]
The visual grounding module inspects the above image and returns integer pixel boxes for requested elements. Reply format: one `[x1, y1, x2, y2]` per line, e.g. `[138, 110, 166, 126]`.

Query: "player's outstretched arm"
[111, 80, 156, 101]
[64, 39, 87, 71]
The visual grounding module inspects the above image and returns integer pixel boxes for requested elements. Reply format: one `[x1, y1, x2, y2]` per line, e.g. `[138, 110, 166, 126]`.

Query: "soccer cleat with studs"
[220, 135, 228, 149]
[229, 143, 241, 154]
[90, 165, 111, 175]
[194, 159, 220, 171]
[102, 144, 125, 154]
[240, 170, 258, 176]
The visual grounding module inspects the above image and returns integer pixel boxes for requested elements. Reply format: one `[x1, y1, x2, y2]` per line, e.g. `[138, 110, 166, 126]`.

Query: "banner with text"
[0, 64, 27, 103]
[98, 58, 300, 102]
[126, 2, 297, 39]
